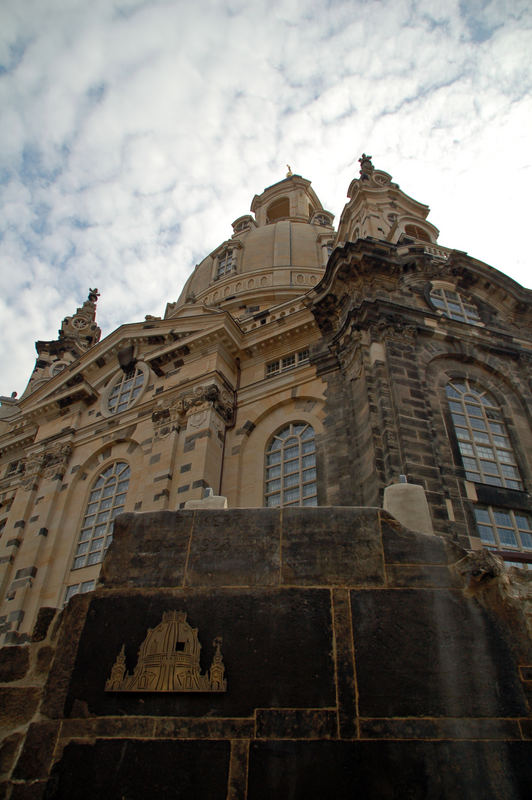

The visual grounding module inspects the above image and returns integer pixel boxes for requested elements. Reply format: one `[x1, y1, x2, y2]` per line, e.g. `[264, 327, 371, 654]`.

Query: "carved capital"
[42, 442, 73, 479]
[179, 383, 234, 423]
[20, 454, 45, 489]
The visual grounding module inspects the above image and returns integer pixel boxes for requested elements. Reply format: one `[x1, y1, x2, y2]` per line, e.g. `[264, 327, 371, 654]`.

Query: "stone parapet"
[0, 508, 530, 799]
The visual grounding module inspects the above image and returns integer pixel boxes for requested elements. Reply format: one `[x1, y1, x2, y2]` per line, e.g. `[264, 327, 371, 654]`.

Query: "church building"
[0, 156, 531, 798]
[0, 154, 531, 643]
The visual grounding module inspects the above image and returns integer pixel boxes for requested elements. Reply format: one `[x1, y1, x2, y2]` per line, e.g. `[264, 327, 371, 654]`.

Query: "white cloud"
[0, 0, 531, 395]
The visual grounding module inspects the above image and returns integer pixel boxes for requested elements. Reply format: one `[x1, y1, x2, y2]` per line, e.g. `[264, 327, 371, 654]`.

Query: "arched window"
[264, 422, 317, 507]
[430, 287, 481, 324]
[404, 224, 431, 242]
[446, 380, 522, 490]
[73, 462, 130, 569]
[266, 197, 289, 223]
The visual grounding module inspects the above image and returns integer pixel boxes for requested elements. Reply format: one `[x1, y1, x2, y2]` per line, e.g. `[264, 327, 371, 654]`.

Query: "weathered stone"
[255, 708, 336, 739]
[43, 739, 231, 799]
[0, 732, 22, 775]
[350, 588, 528, 718]
[0, 646, 29, 682]
[64, 588, 335, 719]
[282, 507, 385, 586]
[35, 646, 54, 675]
[247, 740, 532, 799]
[100, 511, 193, 588]
[359, 717, 522, 740]
[383, 480, 434, 534]
[185, 509, 280, 587]
[9, 781, 47, 800]
[13, 721, 59, 780]
[0, 688, 40, 735]
[31, 609, 57, 643]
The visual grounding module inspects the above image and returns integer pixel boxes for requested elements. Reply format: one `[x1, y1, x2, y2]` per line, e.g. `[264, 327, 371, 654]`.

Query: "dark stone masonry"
[0, 507, 531, 798]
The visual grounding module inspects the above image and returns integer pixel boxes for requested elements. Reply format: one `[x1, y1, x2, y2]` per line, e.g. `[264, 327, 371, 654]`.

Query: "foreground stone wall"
[0, 508, 531, 799]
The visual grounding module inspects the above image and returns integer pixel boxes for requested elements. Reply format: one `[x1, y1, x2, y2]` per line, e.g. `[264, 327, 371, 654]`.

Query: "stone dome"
[167, 174, 335, 319]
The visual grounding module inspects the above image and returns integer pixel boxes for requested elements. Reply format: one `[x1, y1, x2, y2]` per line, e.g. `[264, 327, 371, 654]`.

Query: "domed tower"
[165, 171, 335, 320]
[335, 154, 439, 246]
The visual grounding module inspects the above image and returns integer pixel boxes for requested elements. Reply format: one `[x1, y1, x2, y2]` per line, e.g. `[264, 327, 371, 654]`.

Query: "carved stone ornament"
[41, 442, 73, 479]
[178, 384, 234, 423]
[20, 454, 45, 489]
[105, 611, 227, 693]
[151, 396, 182, 439]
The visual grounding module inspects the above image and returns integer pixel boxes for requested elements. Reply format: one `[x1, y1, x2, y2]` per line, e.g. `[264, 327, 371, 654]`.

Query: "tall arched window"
[72, 462, 130, 569]
[264, 422, 317, 507]
[446, 380, 522, 490]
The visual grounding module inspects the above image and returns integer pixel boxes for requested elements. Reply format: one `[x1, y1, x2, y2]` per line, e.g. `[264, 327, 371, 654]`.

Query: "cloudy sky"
[1, 0, 531, 396]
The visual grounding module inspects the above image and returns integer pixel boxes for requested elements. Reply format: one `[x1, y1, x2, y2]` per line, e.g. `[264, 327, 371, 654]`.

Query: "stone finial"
[383, 479, 434, 534]
[286, 164, 293, 177]
[184, 490, 228, 510]
[358, 153, 374, 179]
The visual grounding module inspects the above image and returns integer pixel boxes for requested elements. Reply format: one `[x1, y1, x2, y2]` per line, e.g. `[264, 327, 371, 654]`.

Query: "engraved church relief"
[105, 611, 227, 693]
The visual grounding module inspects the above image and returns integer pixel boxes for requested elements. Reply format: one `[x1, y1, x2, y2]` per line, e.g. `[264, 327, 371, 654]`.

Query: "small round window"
[107, 365, 146, 414]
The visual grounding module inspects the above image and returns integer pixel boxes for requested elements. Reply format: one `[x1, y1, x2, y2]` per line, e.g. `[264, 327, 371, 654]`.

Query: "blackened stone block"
[10, 782, 46, 800]
[350, 589, 528, 718]
[153, 717, 254, 739]
[13, 721, 59, 780]
[31, 608, 57, 643]
[385, 563, 459, 588]
[186, 509, 280, 586]
[101, 511, 194, 588]
[60, 717, 153, 739]
[255, 708, 336, 739]
[359, 717, 522, 740]
[247, 740, 532, 800]
[331, 588, 357, 739]
[0, 688, 40, 735]
[0, 732, 22, 775]
[41, 594, 91, 720]
[65, 589, 335, 718]
[282, 507, 385, 586]
[0, 646, 29, 682]
[36, 646, 54, 674]
[380, 515, 449, 565]
[43, 739, 230, 800]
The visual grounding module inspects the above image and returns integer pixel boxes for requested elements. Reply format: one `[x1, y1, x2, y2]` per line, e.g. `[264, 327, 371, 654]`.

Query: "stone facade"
[0, 156, 531, 794]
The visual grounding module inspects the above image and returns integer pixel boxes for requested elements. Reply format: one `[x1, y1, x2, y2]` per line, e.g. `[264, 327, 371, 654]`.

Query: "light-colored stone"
[383, 482, 434, 535]
[184, 490, 228, 510]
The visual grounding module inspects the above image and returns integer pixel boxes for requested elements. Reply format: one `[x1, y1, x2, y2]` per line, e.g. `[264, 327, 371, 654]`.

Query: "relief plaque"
[105, 611, 227, 693]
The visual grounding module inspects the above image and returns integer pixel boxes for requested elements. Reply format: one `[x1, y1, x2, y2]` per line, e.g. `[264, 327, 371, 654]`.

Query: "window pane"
[521, 532, 532, 549]
[498, 529, 518, 548]
[477, 525, 496, 544]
